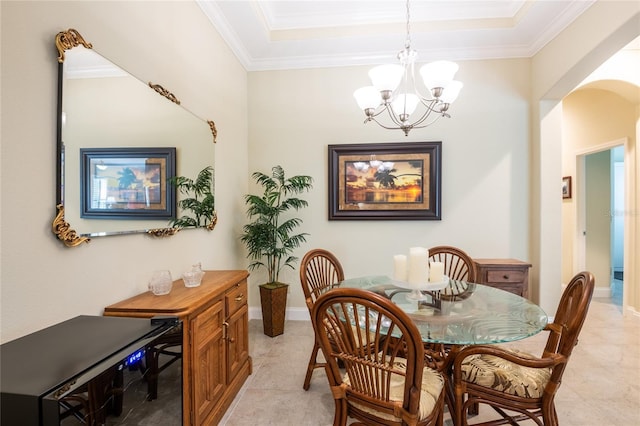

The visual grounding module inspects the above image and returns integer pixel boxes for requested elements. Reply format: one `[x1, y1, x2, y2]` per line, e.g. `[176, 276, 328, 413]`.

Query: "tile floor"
[221, 296, 640, 425]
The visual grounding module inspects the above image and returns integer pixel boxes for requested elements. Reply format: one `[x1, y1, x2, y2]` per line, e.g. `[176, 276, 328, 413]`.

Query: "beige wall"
[247, 59, 532, 314]
[0, 1, 249, 343]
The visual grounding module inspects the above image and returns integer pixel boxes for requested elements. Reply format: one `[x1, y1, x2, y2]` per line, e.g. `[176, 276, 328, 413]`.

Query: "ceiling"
[197, 0, 597, 71]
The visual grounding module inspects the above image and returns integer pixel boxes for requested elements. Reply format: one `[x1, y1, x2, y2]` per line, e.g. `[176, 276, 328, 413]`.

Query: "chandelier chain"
[405, 0, 411, 50]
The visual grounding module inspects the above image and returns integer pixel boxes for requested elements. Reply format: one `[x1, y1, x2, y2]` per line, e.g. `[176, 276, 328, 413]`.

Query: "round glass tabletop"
[339, 275, 548, 345]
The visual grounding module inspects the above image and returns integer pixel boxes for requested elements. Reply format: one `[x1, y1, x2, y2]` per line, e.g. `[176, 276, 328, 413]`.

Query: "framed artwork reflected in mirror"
[80, 147, 176, 219]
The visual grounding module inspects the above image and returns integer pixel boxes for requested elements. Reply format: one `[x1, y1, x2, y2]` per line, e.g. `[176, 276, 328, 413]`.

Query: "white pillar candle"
[429, 261, 445, 282]
[393, 254, 408, 282]
[408, 247, 429, 286]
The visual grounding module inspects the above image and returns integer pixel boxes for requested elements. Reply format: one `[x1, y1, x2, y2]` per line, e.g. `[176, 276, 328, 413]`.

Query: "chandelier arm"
[367, 116, 404, 131]
[384, 105, 406, 128]
[417, 97, 444, 112]
[361, 106, 389, 123]
[408, 113, 446, 130]
[414, 86, 438, 103]
[412, 109, 448, 128]
[369, 106, 393, 119]
[409, 106, 443, 128]
[370, 99, 451, 130]
[405, 99, 449, 127]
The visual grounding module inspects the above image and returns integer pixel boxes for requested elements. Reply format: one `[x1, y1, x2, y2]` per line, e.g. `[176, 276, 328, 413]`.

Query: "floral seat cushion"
[344, 357, 444, 421]
[460, 349, 552, 398]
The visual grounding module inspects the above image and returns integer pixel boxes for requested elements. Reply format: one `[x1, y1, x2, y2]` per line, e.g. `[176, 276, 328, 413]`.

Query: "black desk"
[1, 315, 176, 426]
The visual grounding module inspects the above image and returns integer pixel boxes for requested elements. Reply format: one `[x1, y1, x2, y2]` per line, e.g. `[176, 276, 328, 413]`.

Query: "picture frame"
[562, 176, 572, 199]
[80, 147, 176, 219]
[328, 142, 441, 220]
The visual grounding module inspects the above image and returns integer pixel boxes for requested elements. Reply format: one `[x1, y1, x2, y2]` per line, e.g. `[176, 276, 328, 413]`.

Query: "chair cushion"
[344, 358, 444, 422]
[460, 349, 552, 398]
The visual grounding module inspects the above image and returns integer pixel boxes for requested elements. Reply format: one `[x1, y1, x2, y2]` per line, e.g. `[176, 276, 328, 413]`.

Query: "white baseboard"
[248, 306, 310, 322]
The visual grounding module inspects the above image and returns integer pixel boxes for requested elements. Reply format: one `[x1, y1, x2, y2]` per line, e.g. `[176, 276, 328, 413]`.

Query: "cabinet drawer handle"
[235, 294, 244, 302]
[503, 275, 509, 280]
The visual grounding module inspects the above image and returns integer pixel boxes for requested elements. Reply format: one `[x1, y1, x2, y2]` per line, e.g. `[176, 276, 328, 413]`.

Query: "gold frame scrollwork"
[206, 211, 218, 230]
[52, 205, 91, 247]
[146, 228, 180, 238]
[56, 28, 92, 63]
[207, 120, 218, 143]
[54, 29, 93, 247]
[148, 83, 181, 105]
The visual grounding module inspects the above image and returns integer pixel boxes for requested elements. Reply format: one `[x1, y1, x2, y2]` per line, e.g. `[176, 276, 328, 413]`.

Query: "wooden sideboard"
[473, 259, 532, 298]
[104, 270, 251, 426]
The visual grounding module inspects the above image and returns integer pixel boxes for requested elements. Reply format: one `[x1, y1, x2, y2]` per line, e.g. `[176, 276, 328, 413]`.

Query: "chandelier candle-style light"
[353, 0, 463, 136]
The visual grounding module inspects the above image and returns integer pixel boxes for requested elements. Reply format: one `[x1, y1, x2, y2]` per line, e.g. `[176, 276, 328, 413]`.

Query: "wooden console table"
[473, 259, 532, 298]
[104, 270, 251, 426]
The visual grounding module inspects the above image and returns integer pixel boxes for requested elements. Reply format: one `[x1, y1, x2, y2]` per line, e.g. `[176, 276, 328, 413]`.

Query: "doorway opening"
[577, 142, 625, 309]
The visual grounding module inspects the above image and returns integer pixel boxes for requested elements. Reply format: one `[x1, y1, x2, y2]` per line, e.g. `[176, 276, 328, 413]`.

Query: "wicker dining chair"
[59, 365, 123, 425]
[452, 271, 595, 426]
[300, 248, 345, 390]
[428, 245, 476, 283]
[144, 323, 183, 400]
[312, 287, 445, 426]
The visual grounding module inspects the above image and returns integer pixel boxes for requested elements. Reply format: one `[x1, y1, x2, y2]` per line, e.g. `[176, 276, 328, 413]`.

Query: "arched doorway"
[535, 29, 639, 317]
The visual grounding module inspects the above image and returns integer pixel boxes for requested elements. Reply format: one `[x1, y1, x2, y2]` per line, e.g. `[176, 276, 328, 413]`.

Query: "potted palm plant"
[240, 165, 313, 337]
[168, 166, 216, 230]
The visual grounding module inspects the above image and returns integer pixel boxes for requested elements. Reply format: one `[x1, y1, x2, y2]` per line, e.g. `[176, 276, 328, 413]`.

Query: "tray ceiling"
[198, 0, 596, 71]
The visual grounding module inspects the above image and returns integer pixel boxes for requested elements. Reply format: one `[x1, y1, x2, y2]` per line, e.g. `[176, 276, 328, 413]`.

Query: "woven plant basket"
[259, 283, 288, 337]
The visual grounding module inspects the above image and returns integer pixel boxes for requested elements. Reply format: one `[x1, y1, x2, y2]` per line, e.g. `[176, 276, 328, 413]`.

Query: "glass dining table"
[339, 275, 548, 346]
[339, 276, 547, 346]
[338, 275, 548, 425]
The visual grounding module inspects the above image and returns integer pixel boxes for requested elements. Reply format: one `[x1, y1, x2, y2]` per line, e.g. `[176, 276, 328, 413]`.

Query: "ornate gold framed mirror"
[53, 29, 217, 247]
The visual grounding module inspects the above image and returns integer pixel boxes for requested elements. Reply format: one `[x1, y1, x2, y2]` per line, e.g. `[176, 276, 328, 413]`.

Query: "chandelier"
[353, 0, 463, 136]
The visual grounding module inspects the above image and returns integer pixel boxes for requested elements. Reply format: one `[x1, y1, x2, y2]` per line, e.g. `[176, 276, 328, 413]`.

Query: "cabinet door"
[191, 298, 225, 425]
[226, 303, 249, 384]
